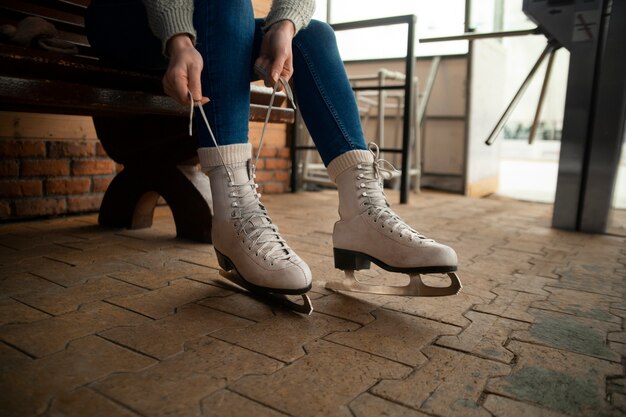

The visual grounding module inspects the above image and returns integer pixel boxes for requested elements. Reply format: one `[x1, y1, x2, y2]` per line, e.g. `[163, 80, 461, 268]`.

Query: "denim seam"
[293, 39, 359, 151]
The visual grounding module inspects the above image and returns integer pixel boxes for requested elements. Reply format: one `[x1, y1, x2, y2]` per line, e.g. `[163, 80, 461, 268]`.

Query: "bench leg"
[98, 163, 213, 242]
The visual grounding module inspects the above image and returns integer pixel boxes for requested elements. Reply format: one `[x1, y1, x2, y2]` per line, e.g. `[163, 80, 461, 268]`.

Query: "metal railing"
[290, 14, 417, 203]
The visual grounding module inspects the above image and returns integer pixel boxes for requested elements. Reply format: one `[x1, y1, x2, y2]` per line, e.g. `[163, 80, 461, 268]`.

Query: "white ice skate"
[325, 144, 462, 297]
[191, 84, 313, 314]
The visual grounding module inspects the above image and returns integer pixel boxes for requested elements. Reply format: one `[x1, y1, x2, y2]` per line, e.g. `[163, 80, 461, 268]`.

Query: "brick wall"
[0, 111, 292, 221]
[0, 112, 122, 220]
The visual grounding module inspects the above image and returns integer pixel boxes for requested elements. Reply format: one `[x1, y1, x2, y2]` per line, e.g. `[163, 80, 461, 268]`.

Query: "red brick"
[0, 180, 43, 197]
[22, 160, 70, 177]
[72, 160, 115, 176]
[0, 160, 19, 177]
[48, 141, 95, 158]
[265, 158, 290, 170]
[278, 147, 291, 158]
[274, 170, 291, 182]
[0, 201, 11, 217]
[255, 170, 274, 182]
[67, 195, 103, 212]
[256, 147, 277, 158]
[15, 198, 65, 217]
[95, 142, 109, 157]
[254, 159, 265, 170]
[92, 176, 114, 193]
[261, 182, 285, 194]
[0, 140, 46, 157]
[45, 178, 91, 195]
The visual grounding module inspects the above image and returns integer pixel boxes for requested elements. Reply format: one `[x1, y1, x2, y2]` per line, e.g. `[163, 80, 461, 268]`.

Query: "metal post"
[400, 15, 416, 204]
[529, 48, 557, 145]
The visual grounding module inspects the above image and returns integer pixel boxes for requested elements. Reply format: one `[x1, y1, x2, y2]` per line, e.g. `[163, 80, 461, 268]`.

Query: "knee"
[295, 19, 336, 45]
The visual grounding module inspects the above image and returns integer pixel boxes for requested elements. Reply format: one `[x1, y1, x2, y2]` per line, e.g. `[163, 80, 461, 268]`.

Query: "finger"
[187, 62, 204, 103]
[270, 54, 287, 87]
[172, 73, 190, 105]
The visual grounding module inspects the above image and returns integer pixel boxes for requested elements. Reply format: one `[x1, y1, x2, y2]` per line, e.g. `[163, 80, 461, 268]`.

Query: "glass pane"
[328, 0, 468, 59]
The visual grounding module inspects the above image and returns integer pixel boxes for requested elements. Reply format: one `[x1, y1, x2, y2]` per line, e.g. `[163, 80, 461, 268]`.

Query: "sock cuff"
[327, 150, 373, 182]
[197, 143, 251, 169]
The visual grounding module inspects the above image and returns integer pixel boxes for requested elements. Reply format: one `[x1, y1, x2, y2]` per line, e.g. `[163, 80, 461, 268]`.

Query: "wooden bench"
[0, 0, 294, 242]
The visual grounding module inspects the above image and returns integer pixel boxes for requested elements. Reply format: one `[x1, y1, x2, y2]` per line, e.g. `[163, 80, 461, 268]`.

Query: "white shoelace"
[188, 80, 298, 263]
[359, 143, 431, 242]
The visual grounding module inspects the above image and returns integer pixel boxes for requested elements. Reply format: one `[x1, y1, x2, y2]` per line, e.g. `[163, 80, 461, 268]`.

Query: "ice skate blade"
[219, 270, 313, 315]
[326, 271, 462, 297]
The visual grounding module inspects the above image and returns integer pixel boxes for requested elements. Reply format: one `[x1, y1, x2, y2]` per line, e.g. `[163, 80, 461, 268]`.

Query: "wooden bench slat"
[0, 76, 295, 123]
[0, 3, 85, 35]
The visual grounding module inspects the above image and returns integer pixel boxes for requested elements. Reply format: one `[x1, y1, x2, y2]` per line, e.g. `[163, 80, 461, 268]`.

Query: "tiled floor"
[0, 190, 624, 417]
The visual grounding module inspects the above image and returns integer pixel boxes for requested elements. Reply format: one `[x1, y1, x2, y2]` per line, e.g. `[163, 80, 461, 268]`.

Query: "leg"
[291, 20, 368, 166]
[194, 3, 312, 303]
[193, 0, 255, 147]
[290, 21, 461, 296]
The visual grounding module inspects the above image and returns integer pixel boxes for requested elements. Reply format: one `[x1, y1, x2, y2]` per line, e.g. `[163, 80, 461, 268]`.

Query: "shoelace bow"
[189, 79, 298, 263]
[360, 143, 431, 242]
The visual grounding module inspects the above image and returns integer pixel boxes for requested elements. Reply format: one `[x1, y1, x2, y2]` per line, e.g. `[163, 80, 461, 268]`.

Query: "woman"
[85, 0, 458, 297]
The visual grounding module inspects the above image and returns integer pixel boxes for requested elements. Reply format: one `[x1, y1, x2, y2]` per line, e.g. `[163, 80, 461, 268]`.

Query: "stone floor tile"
[0, 272, 63, 300]
[384, 291, 488, 327]
[482, 394, 570, 417]
[349, 393, 430, 417]
[0, 243, 79, 265]
[532, 286, 622, 323]
[473, 288, 546, 323]
[467, 251, 534, 277]
[109, 260, 211, 290]
[0, 298, 50, 325]
[608, 331, 626, 344]
[29, 259, 146, 287]
[327, 309, 459, 366]
[200, 390, 289, 417]
[44, 387, 141, 417]
[100, 304, 253, 359]
[512, 308, 621, 362]
[515, 258, 562, 279]
[230, 339, 411, 417]
[131, 246, 219, 270]
[0, 335, 155, 417]
[16, 275, 145, 316]
[551, 270, 622, 297]
[499, 273, 559, 296]
[373, 345, 509, 416]
[493, 239, 547, 256]
[107, 278, 230, 319]
[94, 337, 282, 417]
[0, 341, 32, 372]
[0, 302, 150, 357]
[46, 244, 146, 266]
[197, 290, 283, 322]
[609, 342, 626, 357]
[437, 311, 529, 363]
[308, 292, 387, 325]
[487, 341, 622, 417]
[212, 310, 359, 362]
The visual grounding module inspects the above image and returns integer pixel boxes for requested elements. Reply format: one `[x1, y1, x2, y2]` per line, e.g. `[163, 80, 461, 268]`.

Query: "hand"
[163, 34, 209, 106]
[254, 20, 296, 89]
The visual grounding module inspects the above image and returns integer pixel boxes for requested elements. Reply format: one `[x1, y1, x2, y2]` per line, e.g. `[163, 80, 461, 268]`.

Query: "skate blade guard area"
[326, 270, 462, 297]
[218, 270, 314, 315]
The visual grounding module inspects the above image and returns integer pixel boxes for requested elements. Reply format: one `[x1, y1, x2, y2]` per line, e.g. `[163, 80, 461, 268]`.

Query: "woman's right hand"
[163, 34, 208, 106]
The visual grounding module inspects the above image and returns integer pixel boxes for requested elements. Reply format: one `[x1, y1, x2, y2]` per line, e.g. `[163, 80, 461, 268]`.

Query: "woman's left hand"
[255, 20, 296, 89]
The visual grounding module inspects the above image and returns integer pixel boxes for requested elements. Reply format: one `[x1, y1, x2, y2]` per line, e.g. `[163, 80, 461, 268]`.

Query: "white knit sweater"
[142, 0, 316, 53]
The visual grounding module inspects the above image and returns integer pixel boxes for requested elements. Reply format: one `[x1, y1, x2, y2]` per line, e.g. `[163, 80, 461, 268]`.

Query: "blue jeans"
[86, 0, 367, 165]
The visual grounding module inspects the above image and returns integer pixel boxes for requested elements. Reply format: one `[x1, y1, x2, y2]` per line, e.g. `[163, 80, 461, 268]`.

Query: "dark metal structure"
[524, 0, 626, 233]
